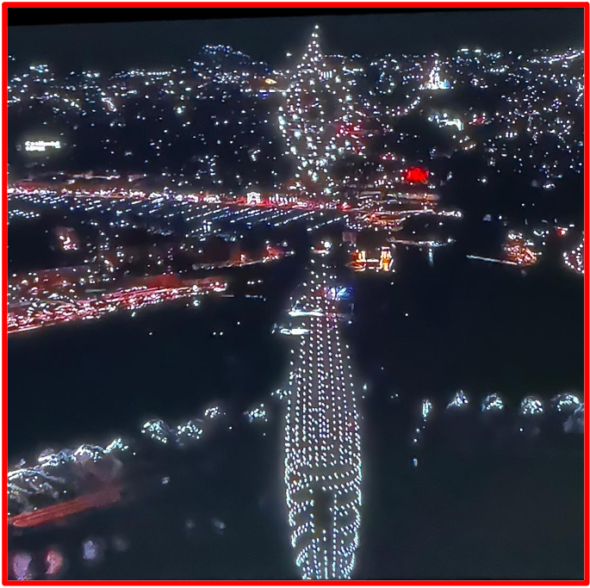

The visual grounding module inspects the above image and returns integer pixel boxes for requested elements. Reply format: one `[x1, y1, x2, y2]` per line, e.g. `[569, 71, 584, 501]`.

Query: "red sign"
[403, 167, 429, 183]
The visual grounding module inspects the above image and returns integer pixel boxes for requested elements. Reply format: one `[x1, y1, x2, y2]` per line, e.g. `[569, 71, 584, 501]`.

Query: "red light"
[403, 167, 429, 183]
[336, 123, 362, 138]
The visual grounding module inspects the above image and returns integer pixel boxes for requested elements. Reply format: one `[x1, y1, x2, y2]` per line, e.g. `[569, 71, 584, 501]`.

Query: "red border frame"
[2, 2, 588, 585]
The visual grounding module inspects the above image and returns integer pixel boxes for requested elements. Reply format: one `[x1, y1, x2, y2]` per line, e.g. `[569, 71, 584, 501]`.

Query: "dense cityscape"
[6, 10, 585, 582]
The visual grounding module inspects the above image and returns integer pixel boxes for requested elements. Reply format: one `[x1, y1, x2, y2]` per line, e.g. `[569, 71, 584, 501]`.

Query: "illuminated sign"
[24, 141, 61, 152]
[403, 167, 429, 183]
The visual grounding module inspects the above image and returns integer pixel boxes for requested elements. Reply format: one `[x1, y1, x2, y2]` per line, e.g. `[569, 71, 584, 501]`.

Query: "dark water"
[8, 245, 584, 580]
[352, 246, 584, 397]
[8, 255, 305, 457]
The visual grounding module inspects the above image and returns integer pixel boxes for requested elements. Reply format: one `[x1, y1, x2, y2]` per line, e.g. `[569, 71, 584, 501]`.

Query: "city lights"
[284, 260, 362, 580]
[5, 17, 584, 582]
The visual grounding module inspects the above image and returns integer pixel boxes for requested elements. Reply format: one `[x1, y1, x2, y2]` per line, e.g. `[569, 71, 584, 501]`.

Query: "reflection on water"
[284, 261, 362, 579]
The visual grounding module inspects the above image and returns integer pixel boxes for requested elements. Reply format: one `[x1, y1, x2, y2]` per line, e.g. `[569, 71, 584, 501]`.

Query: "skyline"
[8, 8, 585, 73]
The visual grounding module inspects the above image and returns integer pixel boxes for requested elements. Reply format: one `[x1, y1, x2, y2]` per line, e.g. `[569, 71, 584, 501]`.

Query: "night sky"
[7, 8, 585, 74]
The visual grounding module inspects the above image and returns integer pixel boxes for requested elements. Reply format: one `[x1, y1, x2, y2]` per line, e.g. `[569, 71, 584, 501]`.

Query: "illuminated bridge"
[283, 261, 362, 580]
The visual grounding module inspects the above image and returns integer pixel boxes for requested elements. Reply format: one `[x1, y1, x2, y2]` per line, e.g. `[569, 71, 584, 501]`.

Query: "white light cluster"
[143, 410, 218, 446]
[563, 240, 584, 274]
[447, 390, 469, 409]
[284, 259, 362, 580]
[481, 393, 504, 412]
[105, 438, 130, 453]
[551, 393, 580, 413]
[7, 442, 122, 516]
[411, 398, 433, 467]
[141, 419, 174, 444]
[273, 388, 289, 401]
[422, 399, 433, 420]
[520, 396, 544, 416]
[7, 403, 223, 517]
[24, 140, 61, 152]
[177, 420, 204, 444]
[204, 405, 224, 419]
[245, 404, 268, 423]
[279, 26, 366, 196]
[420, 60, 451, 90]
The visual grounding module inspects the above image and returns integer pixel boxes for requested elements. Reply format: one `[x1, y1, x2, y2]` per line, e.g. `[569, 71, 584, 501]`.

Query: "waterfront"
[8, 244, 584, 580]
[7, 11, 585, 578]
